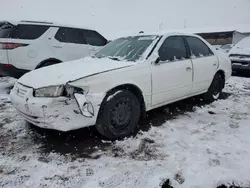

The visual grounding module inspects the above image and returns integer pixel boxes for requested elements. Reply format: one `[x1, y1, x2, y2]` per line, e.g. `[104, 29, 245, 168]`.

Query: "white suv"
[0, 20, 108, 78]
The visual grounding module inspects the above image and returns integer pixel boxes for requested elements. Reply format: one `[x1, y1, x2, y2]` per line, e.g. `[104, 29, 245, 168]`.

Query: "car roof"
[235, 36, 250, 48]
[119, 31, 199, 39]
[1, 20, 94, 31]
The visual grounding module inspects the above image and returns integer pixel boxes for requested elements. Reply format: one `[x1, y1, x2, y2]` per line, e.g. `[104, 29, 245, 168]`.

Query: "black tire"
[38, 61, 58, 68]
[96, 90, 141, 140]
[204, 73, 224, 102]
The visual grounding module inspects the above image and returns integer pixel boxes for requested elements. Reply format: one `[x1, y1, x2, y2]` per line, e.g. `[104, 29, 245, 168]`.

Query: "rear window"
[55, 27, 87, 44]
[55, 27, 107, 46]
[0, 22, 14, 38]
[81, 29, 107, 46]
[0, 24, 49, 39]
[185, 36, 213, 57]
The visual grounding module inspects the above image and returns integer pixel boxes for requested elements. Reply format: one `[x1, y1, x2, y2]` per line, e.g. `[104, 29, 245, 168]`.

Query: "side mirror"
[155, 57, 160, 64]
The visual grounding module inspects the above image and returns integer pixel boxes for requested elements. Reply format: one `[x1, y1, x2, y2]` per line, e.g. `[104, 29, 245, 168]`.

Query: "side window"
[158, 36, 187, 62]
[186, 36, 213, 57]
[81, 29, 107, 46]
[7, 24, 49, 39]
[55, 27, 87, 44]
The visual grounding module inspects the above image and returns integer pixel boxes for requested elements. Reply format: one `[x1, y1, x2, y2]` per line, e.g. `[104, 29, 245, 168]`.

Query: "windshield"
[94, 35, 159, 62]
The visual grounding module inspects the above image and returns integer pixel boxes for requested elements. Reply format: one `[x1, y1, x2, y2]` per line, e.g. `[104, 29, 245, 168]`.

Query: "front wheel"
[95, 90, 141, 140]
[204, 73, 224, 102]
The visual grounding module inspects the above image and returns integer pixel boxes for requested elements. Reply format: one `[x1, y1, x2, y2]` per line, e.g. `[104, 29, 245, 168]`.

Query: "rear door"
[185, 36, 218, 94]
[50, 27, 91, 62]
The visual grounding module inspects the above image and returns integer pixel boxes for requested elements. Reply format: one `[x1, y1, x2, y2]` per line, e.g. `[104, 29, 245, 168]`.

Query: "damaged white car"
[229, 36, 250, 73]
[10, 33, 232, 139]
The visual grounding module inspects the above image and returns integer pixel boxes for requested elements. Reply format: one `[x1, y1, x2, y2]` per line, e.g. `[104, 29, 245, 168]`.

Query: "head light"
[34, 85, 64, 97]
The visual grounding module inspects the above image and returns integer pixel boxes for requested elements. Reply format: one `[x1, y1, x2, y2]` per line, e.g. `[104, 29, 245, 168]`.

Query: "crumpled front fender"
[73, 92, 105, 118]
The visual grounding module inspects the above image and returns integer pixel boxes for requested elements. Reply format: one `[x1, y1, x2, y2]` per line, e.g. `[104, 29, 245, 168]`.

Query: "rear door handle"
[53, 45, 63, 48]
[186, 67, 192, 71]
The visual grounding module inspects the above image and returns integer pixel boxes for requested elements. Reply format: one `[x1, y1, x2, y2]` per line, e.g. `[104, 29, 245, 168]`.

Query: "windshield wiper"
[107, 57, 121, 61]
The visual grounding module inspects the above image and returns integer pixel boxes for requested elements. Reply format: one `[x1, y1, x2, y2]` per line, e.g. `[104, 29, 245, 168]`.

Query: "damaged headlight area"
[34, 85, 88, 98]
[64, 84, 88, 97]
[34, 85, 65, 97]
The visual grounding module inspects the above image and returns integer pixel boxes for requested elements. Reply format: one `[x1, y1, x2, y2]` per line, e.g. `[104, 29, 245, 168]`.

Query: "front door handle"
[186, 67, 192, 71]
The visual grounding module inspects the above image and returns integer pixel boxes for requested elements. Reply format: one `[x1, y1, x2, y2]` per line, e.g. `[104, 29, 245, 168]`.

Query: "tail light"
[4, 64, 13, 68]
[0, 43, 28, 50]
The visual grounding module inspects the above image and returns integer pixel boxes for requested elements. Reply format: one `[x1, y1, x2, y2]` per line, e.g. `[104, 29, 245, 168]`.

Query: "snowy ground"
[1, 75, 250, 188]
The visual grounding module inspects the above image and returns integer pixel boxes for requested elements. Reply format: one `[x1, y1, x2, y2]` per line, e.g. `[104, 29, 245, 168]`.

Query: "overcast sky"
[1, 0, 250, 39]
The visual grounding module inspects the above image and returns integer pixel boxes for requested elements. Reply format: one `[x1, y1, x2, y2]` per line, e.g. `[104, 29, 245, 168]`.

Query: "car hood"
[229, 47, 250, 56]
[18, 57, 135, 89]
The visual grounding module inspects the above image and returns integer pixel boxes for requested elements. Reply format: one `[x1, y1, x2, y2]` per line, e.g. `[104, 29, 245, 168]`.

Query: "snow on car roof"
[1, 20, 94, 31]
[235, 36, 250, 48]
[229, 36, 250, 55]
[117, 31, 198, 39]
[152, 24, 250, 35]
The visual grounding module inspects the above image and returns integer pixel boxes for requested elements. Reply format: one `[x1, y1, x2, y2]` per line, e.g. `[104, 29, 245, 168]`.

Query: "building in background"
[164, 25, 250, 46]
[194, 25, 250, 45]
[197, 30, 250, 45]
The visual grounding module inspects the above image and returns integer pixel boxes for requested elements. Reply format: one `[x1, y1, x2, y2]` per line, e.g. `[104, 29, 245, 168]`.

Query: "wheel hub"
[212, 80, 220, 96]
[111, 101, 132, 130]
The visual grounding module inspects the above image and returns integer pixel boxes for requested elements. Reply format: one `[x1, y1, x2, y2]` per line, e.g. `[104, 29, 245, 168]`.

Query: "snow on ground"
[1, 76, 250, 188]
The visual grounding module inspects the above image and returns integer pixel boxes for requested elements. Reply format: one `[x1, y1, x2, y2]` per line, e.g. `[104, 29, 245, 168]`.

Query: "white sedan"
[10, 32, 232, 139]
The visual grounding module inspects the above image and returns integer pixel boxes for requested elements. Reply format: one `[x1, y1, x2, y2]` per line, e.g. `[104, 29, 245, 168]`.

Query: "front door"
[151, 36, 193, 106]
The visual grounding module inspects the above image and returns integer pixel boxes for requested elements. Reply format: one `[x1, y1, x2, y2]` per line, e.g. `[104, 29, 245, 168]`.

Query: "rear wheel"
[96, 90, 141, 140]
[204, 73, 224, 102]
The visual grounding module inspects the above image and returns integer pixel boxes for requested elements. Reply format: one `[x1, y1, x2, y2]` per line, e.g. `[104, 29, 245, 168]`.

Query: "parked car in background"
[0, 20, 108, 78]
[229, 36, 250, 73]
[10, 32, 232, 139]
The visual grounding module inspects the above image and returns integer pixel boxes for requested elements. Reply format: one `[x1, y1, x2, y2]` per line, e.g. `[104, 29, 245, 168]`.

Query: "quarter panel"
[7, 28, 56, 70]
[216, 51, 232, 81]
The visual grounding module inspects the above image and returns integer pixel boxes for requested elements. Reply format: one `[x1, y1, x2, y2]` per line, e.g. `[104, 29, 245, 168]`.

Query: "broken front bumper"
[10, 83, 99, 131]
